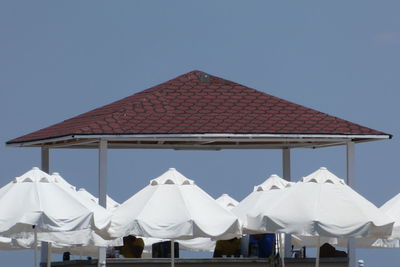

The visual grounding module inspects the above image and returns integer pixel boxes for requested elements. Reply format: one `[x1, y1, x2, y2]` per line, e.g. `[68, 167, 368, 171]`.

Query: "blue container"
[249, 234, 275, 258]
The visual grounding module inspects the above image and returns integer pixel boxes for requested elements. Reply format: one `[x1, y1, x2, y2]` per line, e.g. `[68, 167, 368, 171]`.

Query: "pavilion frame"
[8, 133, 391, 267]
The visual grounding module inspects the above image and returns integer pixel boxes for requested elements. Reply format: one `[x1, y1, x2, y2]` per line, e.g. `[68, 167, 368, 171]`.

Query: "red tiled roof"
[7, 70, 389, 144]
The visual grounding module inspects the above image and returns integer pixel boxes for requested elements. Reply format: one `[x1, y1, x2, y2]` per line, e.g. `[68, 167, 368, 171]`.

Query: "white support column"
[99, 139, 108, 208]
[282, 148, 292, 258]
[98, 139, 108, 267]
[282, 148, 291, 182]
[40, 148, 50, 266]
[41, 147, 49, 173]
[346, 142, 356, 267]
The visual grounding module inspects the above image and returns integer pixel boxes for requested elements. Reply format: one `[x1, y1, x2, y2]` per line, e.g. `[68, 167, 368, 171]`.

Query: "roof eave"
[5, 133, 392, 150]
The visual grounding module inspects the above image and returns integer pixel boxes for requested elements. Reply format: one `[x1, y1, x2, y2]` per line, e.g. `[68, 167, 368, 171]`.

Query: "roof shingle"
[7, 70, 389, 144]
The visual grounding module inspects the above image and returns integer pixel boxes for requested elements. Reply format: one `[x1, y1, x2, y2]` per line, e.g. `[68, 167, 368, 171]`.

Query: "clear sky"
[1, 0, 399, 266]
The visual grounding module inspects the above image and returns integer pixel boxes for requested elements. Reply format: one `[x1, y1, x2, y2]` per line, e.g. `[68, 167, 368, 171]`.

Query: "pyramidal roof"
[7, 70, 390, 148]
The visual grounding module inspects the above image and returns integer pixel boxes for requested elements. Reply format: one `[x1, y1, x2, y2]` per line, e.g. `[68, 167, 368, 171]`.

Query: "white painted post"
[98, 139, 108, 267]
[282, 148, 292, 259]
[41, 147, 49, 173]
[347, 142, 356, 267]
[99, 139, 108, 208]
[40, 148, 50, 267]
[282, 148, 291, 182]
[47, 243, 52, 267]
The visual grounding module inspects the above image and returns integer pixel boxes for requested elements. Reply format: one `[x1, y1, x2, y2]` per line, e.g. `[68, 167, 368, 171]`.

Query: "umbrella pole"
[33, 225, 38, 267]
[280, 233, 286, 267]
[79, 245, 83, 260]
[315, 236, 320, 267]
[171, 240, 175, 267]
[47, 242, 52, 267]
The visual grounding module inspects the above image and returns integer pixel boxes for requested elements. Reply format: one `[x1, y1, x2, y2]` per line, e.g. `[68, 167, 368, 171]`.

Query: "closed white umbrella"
[244, 167, 394, 267]
[103, 168, 241, 267]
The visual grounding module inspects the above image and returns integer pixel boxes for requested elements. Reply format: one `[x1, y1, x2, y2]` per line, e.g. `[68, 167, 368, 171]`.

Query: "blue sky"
[1, 1, 399, 266]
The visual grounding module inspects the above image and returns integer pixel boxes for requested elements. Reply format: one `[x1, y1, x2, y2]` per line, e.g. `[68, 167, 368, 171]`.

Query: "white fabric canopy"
[0, 167, 111, 246]
[232, 174, 292, 265]
[0, 172, 122, 259]
[76, 188, 120, 212]
[243, 168, 394, 267]
[47, 172, 120, 248]
[380, 192, 400, 239]
[354, 193, 400, 248]
[328, 192, 400, 249]
[245, 167, 394, 239]
[232, 174, 293, 227]
[77, 187, 216, 253]
[0, 235, 108, 257]
[216, 194, 239, 211]
[142, 193, 241, 253]
[103, 168, 241, 240]
[0, 236, 30, 250]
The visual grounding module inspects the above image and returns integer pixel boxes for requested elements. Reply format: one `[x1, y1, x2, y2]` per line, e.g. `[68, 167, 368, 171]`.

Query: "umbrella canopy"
[76, 188, 120, 212]
[141, 193, 239, 254]
[45, 175, 122, 249]
[0, 235, 111, 257]
[332, 192, 400, 249]
[0, 167, 110, 245]
[104, 168, 241, 240]
[232, 174, 293, 227]
[380, 193, 400, 239]
[245, 167, 394, 239]
[216, 194, 239, 211]
[0, 236, 30, 250]
[231, 174, 292, 265]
